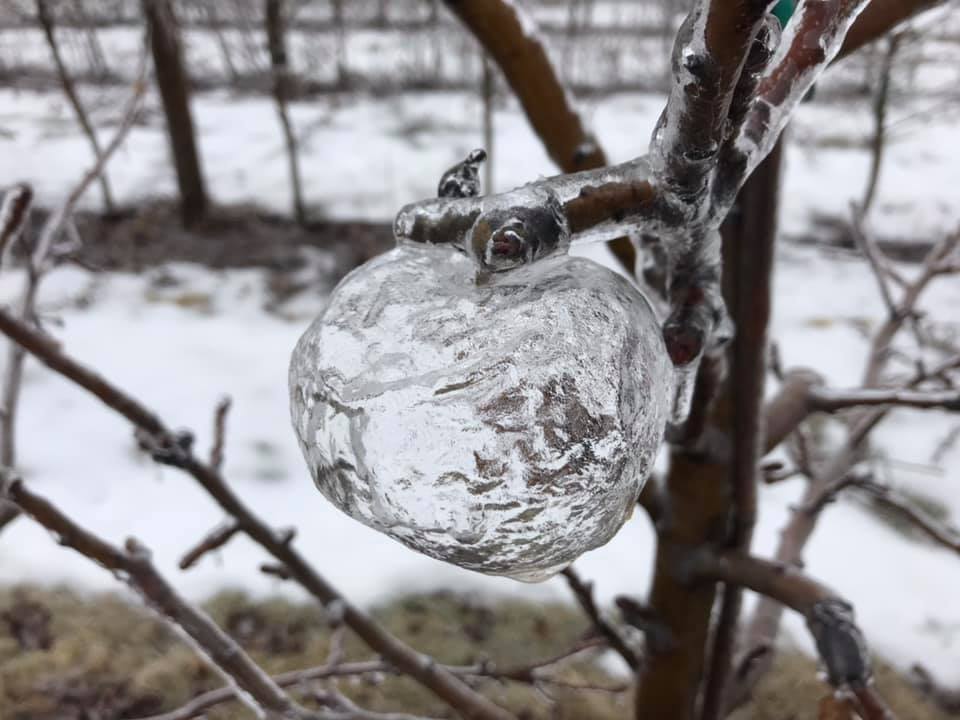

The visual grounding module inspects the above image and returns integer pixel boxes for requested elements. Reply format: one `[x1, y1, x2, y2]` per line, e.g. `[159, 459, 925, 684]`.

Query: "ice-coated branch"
[437, 0, 637, 269]
[650, 0, 775, 220]
[0, 307, 515, 720]
[0, 472, 327, 720]
[738, 0, 873, 181]
[441, 0, 603, 174]
[838, 0, 947, 60]
[690, 550, 892, 715]
[560, 567, 640, 670]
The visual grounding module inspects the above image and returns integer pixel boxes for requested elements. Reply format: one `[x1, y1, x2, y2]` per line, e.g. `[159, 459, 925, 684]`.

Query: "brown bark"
[441, 0, 636, 270]
[838, 0, 943, 59]
[699, 138, 783, 720]
[143, 0, 208, 227]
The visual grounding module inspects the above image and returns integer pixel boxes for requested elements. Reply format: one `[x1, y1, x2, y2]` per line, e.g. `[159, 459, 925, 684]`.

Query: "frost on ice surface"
[289, 244, 673, 581]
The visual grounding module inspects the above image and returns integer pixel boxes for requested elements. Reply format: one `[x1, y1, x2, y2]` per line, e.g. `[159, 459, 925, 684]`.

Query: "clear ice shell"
[289, 244, 673, 581]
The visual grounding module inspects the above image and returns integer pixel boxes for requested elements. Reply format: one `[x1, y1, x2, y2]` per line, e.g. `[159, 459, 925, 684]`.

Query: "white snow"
[1, 32, 959, 684]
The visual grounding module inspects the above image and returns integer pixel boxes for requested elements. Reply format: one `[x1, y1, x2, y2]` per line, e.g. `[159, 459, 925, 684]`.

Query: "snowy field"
[2, 30, 960, 684]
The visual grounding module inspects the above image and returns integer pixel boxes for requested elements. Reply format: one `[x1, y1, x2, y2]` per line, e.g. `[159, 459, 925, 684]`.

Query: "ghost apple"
[289, 233, 673, 581]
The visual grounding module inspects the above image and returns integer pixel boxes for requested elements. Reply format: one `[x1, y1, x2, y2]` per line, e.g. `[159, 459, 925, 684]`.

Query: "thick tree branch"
[837, 0, 946, 60]
[699, 138, 783, 720]
[692, 550, 895, 719]
[36, 0, 114, 213]
[439, 0, 636, 269]
[0, 308, 514, 720]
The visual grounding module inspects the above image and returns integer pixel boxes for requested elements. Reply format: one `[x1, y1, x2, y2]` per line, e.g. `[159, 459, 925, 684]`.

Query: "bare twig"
[560, 566, 640, 670]
[859, 34, 900, 217]
[35, 0, 114, 213]
[0, 472, 326, 720]
[850, 206, 899, 318]
[762, 369, 826, 454]
[0, 308, 514, 720]
[909, 664, 960, 714]
[0, 184, 32, 264]
[857, 479, 960, 555]
[209, 395, 231, 472]
[178, 520, 240, 570]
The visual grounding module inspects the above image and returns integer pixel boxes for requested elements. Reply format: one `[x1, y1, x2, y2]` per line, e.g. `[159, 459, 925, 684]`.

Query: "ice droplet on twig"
[289, 243, 674, 581]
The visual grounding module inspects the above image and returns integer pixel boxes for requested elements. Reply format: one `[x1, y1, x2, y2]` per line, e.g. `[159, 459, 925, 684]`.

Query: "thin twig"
[850, 205, 899, 318]
[560, 567, 640, 670]
[138, 638, 623, 720]
[178, 520, 240, 570]
[209, 395, 231, 472]
[0, 184, 32, 264]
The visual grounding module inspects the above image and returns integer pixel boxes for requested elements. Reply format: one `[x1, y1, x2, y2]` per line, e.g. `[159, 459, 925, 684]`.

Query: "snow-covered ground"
[1, 52, 960, 683]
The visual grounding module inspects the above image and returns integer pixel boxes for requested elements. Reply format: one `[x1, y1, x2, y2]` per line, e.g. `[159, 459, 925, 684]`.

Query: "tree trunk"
[142, 0, 208, 227]
[634, 140, 783, 719]
[265, 0, 307, 225]
[37, 0, 114, 213]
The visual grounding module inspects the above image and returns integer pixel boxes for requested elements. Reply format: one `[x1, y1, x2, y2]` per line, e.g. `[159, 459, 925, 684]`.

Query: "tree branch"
[699, 137, 784, 720]
[560, 566, 640, 670]
[0, 472, 328, 720]
[0, 184, 32, 264]
[809, 387, 960, 413]
[0, 308, 514, 720]
[439, 0, 636, 269]
[692, 550, 896, 719]
[837, 0, 946, 60]
[209, 395, 231, 472]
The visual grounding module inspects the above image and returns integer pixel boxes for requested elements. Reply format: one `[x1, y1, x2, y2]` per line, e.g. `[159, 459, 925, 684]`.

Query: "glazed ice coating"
[289, 244, 673, 581]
